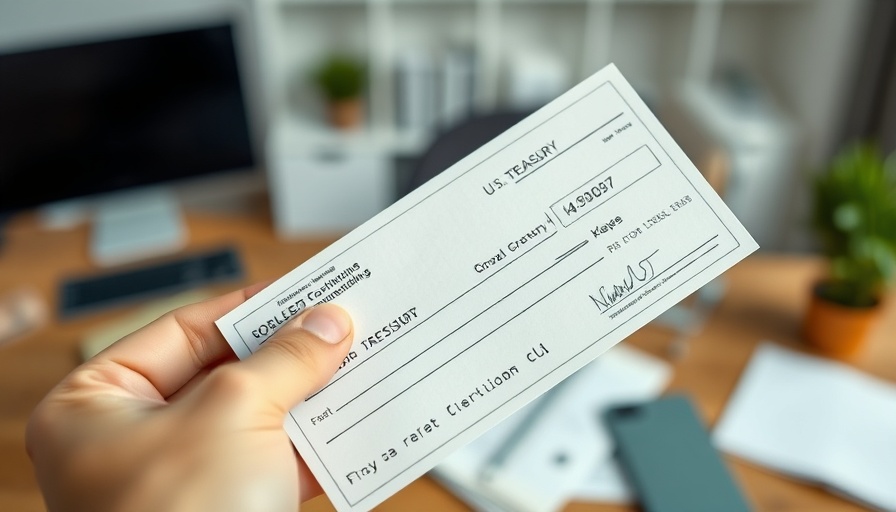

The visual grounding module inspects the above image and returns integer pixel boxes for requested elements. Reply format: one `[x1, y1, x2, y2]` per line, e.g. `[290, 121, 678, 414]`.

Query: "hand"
[26, 284, 353, 512]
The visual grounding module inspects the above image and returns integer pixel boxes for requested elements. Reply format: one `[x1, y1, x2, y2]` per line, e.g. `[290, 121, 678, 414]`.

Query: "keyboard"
[59, 246, 243, 318]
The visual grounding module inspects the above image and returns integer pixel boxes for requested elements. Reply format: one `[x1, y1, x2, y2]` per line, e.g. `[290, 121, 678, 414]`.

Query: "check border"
[229, 77, 743, 508]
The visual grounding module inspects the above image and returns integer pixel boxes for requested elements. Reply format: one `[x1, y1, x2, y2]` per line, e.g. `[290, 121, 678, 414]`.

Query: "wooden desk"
[1, 209, 892, 512]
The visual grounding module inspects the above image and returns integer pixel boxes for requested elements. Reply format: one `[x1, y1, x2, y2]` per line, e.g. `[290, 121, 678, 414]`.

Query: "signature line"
[556, 240, 589, 261]
[599, 235, 719, 315]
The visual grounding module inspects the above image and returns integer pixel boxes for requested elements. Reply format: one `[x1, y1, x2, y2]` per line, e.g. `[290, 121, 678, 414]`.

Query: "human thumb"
[226, 304, 353, 413]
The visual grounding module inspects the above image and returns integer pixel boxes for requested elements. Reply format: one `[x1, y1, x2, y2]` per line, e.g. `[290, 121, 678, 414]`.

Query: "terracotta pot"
[803, 287, 880, 359]
[327, 97, 363, 130]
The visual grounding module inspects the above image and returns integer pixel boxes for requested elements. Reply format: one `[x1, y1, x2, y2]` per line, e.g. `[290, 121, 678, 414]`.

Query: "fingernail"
[300, 304, 351, 344]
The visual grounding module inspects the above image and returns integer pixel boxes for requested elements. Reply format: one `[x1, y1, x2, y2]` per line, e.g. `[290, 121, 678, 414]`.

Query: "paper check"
[216, 63, 758, 511]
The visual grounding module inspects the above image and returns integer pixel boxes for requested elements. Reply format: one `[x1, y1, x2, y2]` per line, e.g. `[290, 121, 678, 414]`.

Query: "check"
[216, 64, 758, 511]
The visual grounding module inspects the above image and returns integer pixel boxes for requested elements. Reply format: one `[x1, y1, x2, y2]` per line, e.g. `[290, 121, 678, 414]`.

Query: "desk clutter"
[431, 341, 896, 512]
[0, 287, 47, 348]
[431, 344, 671, 512]
[1, 204, 893, 512]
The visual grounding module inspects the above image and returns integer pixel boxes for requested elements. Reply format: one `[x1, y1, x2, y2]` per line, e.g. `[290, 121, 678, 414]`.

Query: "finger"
[297, 457, 323, 502]
[94, 281, 274, 399]
[231, 304, 353, 413]
[165, 354, 237, 404]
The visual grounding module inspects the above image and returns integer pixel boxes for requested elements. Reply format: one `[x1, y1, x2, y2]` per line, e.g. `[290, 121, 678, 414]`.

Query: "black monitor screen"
[0, 23, 255, 213]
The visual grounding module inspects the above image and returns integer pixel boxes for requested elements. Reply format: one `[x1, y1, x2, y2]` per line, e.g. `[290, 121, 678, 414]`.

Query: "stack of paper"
[432, 345, 671, 512]
[714, 343, 896, 511]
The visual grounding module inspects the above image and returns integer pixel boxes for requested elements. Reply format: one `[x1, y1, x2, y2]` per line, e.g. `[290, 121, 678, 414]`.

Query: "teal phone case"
[605, 394, 752, 512]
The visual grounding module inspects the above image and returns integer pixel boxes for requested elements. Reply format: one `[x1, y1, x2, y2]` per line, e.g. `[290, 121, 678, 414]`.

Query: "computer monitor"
[0, 21, 256, 263]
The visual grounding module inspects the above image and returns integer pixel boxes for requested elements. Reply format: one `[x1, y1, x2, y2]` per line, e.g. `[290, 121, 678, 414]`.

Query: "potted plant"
[804, 144, 896, 358]
[312, 55, 366, 130]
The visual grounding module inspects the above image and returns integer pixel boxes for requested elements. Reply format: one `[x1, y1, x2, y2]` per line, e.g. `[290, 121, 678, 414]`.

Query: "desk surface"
[1, 209, 892, 512]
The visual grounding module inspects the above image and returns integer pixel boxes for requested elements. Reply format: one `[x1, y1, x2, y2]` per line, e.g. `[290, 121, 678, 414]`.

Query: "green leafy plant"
[312, 55, 365, 102]
[812, 144, 896, 307]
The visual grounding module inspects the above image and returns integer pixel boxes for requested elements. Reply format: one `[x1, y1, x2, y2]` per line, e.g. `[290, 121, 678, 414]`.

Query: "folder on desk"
[714, 343, 896, 511]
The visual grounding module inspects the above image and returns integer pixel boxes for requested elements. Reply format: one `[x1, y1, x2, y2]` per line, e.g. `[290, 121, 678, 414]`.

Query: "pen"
[478, 375, 574, 482]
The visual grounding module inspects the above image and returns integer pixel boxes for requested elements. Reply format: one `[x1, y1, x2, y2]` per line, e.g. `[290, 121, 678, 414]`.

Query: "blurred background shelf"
[254, 0, 859, 161]
[249, 0, 864, 246]
[0, 0, 872, 244]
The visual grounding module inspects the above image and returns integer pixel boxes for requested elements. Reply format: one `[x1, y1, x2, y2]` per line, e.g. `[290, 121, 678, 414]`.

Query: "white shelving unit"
[253, 0, 853, 154]
[255, 0, 869, 241]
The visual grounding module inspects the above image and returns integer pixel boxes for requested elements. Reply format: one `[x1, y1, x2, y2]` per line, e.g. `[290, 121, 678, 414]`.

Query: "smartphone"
[605, 395, 751, 512]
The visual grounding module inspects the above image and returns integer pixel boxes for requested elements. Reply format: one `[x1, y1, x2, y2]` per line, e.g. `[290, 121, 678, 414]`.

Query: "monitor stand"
[90, 188, 187, 266]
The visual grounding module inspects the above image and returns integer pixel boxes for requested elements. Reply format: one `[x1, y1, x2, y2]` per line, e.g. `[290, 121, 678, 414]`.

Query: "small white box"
[268, 148, 390, 238]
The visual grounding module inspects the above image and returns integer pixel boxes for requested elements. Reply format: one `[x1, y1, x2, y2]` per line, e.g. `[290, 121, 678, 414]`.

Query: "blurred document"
[715, 343, 896, 511]
[573, 459, 633, 504]
[434, 345, 669, 512]
[217, 63, 757, 512]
